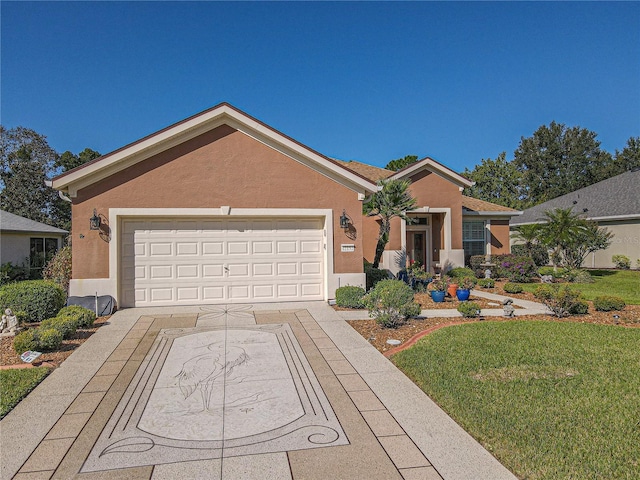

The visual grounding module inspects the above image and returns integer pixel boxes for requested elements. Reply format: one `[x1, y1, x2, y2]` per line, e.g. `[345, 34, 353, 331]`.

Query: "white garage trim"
[103, 208, 334, 307]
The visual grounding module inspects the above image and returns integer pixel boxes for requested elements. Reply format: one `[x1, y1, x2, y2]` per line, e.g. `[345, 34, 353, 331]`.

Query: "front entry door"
[407, 230, 431, 271]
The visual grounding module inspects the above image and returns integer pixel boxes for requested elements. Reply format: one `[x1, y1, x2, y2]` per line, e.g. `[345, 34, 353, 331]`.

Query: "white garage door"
[120, 218, 325, 307]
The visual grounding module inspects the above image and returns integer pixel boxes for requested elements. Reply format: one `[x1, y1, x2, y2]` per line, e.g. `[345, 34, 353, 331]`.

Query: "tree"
[536, 208, 612, 270]
[513, 122, 613, 205]
[385, 155, 418, 172]
[55, 148, 101, 172]
[363, 178, 417, 269]
[0, 126, 60, 225]
[510, 224, 540, 252]
[607, 136, 640, 177]
[463, 152, 525, 209]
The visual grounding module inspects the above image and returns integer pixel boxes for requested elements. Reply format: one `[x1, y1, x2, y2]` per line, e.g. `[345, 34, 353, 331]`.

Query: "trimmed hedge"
[13, 330, 38, 355]
[57, 305, 96, 328]
[40, 316, 77, 339]
[477, 278, 495, 288]
[0, 280, 66, 323]
[448, 267, 476, 281]
[457, 302, 481, 318]
[36, 328, 64, 351]
[335, 286, 366, 309]
[503, 283, 523, 294]
[511, 244, 549, 267]
[593, 296, 626, 312]
[534, 285, 585, 318]
[364, 262, 389, 290]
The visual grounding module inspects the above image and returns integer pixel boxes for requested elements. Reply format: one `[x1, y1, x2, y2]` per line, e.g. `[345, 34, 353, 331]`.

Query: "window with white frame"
[463, 221, 486, 263]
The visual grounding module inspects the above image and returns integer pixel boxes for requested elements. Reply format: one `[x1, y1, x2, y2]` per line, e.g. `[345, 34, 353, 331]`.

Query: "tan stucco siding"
[489, 219, 511, 255]
[71, 126, 363, 279]
[408, 170, 463, 249]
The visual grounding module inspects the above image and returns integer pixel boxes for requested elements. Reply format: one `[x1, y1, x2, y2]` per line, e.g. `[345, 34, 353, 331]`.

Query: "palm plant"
[363, 178, 417, 269]
[510, 224, 541, 252]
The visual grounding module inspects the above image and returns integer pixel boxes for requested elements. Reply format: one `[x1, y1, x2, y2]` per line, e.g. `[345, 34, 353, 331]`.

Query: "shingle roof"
[462, 196, 519, 213]
[0, 210, 68, 234]
[511, 169, 640, 225]
[334, 160, 394, 182]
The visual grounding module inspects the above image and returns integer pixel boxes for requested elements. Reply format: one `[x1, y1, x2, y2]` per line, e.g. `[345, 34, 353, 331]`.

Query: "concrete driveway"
[1, 302, 516, 480]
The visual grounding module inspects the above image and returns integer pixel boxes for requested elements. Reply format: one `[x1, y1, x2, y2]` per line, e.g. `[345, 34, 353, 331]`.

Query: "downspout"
[44, 180, 72, 202]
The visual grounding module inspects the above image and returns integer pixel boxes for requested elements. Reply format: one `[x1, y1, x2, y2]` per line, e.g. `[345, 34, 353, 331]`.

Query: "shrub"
[57, 305, 96, 328]
[364, 279, 421, 328]
[593, 296, 626, 312]
[430, 275, 450, 292]
[469, 255, 487, 277]
[42, 245, 72, 292]
[39, 317, 77, 339]
[534, 285, 584, 318]
[35, 328, 63, 351]
[0, 262, 30, 286]
[503, 282, 523, 294]
[335, 286, 366, 309]
[569, 300, 589, 315]
[477, 278, 495, 288]
[511, 244, 549, 267]
[13, 329, 38, 355]
[565, 269, 594, 284]
[494, 255, 537, 282]
[448, 267, 476, 281]
[458, 277, 477, 290]
[364, 261, 389, 290]
[612, 255, 631, 269]
[0, 280, 66, 323]
[537, 266, 569, 279]
[457, 302, 481, 318]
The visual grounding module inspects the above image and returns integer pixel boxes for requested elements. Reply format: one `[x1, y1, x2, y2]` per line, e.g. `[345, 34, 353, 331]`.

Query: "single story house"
[50, 103, 520, 308]
[0, 210, 68, 270]
[510, 168, 640, 268]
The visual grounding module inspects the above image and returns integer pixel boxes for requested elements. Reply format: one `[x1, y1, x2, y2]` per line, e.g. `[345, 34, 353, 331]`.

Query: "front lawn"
[393, 321, 640, 480]
[0, 367, 50, 419]
[517, 269, 640, 304]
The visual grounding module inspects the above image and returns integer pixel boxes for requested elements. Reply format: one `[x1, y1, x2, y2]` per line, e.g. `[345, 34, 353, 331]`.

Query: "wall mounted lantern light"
[89, 209, 101, 230]
[339, 210, 351, 230]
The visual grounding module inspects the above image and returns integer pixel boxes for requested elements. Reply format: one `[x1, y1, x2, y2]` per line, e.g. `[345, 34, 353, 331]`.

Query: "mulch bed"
[0, 316, 110, 368]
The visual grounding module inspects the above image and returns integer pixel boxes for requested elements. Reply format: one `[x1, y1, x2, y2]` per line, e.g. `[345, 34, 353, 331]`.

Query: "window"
[463, 221, 486, 264]
[30, 238, 59, 273]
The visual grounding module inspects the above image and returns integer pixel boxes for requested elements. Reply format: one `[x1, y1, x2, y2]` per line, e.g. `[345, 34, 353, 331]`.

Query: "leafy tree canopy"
[463, 152, 525, 209]
[55, 148, 101, 172]
[608, 136, 640, 177]
[385, 155, 418, 172]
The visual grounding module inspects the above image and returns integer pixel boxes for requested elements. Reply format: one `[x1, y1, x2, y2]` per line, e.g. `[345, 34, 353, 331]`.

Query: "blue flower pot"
[430, 290, 446, 303]
[456, 288, 471, 301]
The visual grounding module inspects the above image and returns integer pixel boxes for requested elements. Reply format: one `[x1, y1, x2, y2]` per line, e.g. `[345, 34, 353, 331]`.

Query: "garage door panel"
[121, 218, 324, 307]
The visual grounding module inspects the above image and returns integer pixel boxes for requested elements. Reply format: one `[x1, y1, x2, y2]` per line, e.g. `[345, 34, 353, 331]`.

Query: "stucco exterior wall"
[489, 219, 511, 255]
[0, 233, 31, 266]
[407, 170, 463, 249]
[71, 126, 364, 280]
[584, 220, 640, 268]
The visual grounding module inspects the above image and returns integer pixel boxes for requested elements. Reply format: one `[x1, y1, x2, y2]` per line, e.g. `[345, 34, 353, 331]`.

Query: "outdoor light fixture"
[89, 209, 101, 230]
[339, 210, 350, 230]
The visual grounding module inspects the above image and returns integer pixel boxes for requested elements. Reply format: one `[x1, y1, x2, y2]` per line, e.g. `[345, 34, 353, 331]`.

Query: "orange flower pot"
[447, 283, 458, 298]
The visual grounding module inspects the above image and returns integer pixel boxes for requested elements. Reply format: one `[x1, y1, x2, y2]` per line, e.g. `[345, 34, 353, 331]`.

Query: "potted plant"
[407, 261, 433, 292]
[429, 276, 449, 303]
[456, 276, 477, 301]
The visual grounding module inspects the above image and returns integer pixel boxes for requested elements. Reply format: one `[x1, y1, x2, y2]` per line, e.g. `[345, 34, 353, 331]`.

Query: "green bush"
[612, 255, 631, 269]
[42, 245, 72, 292]
[0, 280, 66, 323]
[494, 255, 537, 282]
[13, 330, 38, 355]
[534, 285, 584, 318]
[469, 255, 487, 277]
[364, 261, 390, 290]
[593, 296, 626, 312]
[457, 302, 481, 318]
[0, 262, 30, 286]
[35, 328, 63, 351]
[503, 282, 523, 294]
[511, 244, 549, 267]
[57, 305, 96, 328]
[566, 269, 595, 284]
[458, 276, 477, 290]
[538, 266, 569, 279]
[448, 267, 476, 281]
[477, 278, 495, 288]
[364, 279, 421, 328]
[39, 317, 77, 339]
[569, 300, 589, 315]
[335, 286, 366, 309]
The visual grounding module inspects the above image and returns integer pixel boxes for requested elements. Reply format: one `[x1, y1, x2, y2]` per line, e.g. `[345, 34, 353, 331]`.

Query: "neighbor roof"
[462, 196, 521, 216]
[0, 210, 68, 234]
[511, 169, 640, 225]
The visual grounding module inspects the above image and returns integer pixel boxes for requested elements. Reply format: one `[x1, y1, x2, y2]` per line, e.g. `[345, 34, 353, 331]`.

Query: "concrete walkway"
[1, 303, 516, 480]
[338, 289, 552, 320]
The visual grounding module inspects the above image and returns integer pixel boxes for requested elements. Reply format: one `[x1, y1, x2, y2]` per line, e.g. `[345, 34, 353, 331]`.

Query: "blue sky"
[2, 1, 639, 173]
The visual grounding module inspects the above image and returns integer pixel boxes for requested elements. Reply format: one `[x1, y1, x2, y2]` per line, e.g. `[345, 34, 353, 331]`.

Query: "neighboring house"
[510, 169, 640, 268]
[50, 103, 520, 308]
[0, 210, 68, 272]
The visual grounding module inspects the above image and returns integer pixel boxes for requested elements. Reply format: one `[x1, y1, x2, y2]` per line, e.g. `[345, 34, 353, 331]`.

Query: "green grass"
[393, 321, 640, 480]
[0, 367, 50, 419]
[519, 269, 640, 304]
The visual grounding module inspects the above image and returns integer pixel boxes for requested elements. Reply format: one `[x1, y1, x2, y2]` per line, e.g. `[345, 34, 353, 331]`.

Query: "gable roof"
[334, 160, 394, 182]
[462, 196, 522, 217]
[0, 210, 67, 234]
[389, 157, 474, 188]
[511, 169, 640, 225]
[51, 103, 378, 197]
